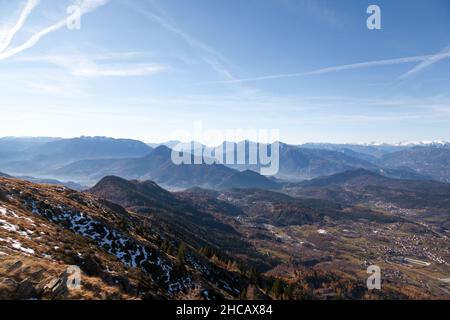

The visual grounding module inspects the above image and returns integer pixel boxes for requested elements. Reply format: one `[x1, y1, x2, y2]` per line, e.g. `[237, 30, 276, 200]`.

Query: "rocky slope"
[0, 177, 252, 300]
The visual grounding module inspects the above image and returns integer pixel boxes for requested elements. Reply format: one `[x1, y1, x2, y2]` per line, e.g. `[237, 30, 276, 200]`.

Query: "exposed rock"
[16, 279, 36, 298]
[0, 277, 18, 293]
[43, 272, 69, 298]
[7, 260, 23, 273]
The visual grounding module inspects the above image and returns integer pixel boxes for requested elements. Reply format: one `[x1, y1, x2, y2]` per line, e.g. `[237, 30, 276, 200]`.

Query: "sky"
[0, 0, 449, 145]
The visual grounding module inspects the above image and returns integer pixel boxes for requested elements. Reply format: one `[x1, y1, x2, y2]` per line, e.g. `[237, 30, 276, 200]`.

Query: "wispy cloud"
[124, 1, 235, 80]
[16, 52, 168, 77]
[0, 0, 110, 61]
[400, 44, 450, 79]
[0, 0, 40, 53]
[196, 52, 450, 85]
[128, 92, 450, 121]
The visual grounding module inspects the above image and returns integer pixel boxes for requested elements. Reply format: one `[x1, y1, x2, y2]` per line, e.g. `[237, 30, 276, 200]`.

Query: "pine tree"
[270, 279, 284, 299]
[286, 284, 295, 300]
[167, 244, 174, 256]
[161, 240, 167, 252]
[249, 267, 260, 285]
[238, 264, 247, 275]
[176, 242, 186, 266]
[239, 287, 248, 300]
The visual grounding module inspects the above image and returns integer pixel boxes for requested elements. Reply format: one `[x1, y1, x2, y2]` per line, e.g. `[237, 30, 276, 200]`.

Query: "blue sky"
[0, 0, 449, 144]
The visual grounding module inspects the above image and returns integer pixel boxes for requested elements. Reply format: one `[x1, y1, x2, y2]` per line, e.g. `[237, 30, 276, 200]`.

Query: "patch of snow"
[0, 219, 31, 238]
[26, 198, 196, 296]
[0, 207, 18, 218]
[4, 237, 35, 255]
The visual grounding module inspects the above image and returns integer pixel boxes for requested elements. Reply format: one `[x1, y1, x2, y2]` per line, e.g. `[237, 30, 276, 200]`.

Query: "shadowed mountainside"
[378, 147, 450, 182]
[284, 168, 450, 210]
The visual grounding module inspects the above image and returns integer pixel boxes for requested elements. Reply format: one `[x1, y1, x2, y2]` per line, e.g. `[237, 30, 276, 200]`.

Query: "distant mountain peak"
[217, 168, 281, 190]
[93, 175, 169, 194]
[90, 175, 178, 211]
[94, 175, 130, 186]
[0, 171, 11, 178]
[152, 144, 172, 153]
[298, 168, 385, 188]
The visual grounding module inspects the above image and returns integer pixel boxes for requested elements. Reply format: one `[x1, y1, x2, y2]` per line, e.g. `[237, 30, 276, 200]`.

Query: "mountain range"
[1, 136, 449, 190]
[285, 168, 450, 208]
[378, 147, 450, 183]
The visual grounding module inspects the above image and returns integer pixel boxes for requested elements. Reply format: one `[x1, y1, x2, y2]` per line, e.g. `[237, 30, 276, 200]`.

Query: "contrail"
[196, 52, 449, 85]
[0, 0, 40, 53]
[125, 1, 235, 80]
[0, 0, 109, 61]
[400, 44, 450, 79]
